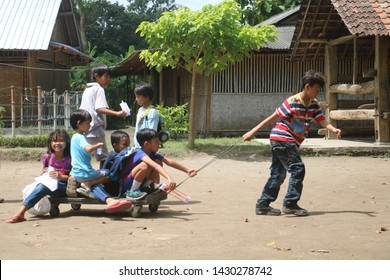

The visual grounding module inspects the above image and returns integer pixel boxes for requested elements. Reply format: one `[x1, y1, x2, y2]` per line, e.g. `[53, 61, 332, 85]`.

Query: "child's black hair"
[136, 128, 158, 147]
[91, 64, 111, 81]
[47, 129, 71, 157]
[300, 70, 325, 90]
[110, 130, 130, 146]
[70, 109, 92, 130]
[134, 82, 154, 100]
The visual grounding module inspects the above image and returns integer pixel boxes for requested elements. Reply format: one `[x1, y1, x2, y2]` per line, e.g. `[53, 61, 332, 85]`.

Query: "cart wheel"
[149, 203, 159, 213]
[131, 206, 142, 218]
[71, 203, 81, 210]
[49, 206, 60, 217]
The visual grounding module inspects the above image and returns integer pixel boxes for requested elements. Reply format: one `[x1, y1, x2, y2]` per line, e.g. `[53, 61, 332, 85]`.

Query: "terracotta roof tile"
[332, 0, 390, 36]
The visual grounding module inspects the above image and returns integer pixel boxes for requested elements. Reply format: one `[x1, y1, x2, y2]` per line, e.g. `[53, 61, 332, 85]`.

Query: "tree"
[137, 0, 277, 148]
[74, 0, 180, 56]
[235, 0, 301, 25]
[127, 0, 179, 22]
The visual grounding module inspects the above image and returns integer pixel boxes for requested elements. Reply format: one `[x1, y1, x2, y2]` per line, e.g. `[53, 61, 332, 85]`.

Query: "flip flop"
[5, 216, 26, 224]
[105, 200, 132, 214]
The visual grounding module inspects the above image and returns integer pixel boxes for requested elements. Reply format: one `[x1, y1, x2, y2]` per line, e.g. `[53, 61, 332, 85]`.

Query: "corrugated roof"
[0, 0, 62, 50]
[332, 0, 390, 36]
[255, 6, 299, 50]
[258, 5, 301, 26]
[263, 26, 295, 50]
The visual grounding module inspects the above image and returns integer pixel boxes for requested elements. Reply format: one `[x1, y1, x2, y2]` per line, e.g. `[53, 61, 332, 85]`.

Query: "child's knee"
[132, 162, 151, 177]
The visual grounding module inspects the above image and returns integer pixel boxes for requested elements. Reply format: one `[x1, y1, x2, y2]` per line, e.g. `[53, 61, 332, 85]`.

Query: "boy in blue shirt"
[111, 128, 197, 199]
[133, 83, 160, 147]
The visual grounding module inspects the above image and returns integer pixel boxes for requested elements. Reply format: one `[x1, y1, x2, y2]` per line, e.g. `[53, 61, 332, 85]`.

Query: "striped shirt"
[270, 93, 325, 145]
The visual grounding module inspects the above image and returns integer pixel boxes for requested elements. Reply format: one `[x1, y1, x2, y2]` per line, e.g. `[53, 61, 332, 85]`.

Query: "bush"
[157, 103, 189, 140]
[0, 135, 49, 148]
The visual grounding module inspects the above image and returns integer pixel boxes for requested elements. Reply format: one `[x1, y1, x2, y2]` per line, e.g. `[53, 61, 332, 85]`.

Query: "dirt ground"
[1, 153, 389, 260]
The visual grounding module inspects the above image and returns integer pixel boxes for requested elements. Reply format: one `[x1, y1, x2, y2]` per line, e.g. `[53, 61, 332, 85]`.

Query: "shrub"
[0, 135, 49, 148]
[157, 103, 189, 140]
[0, 130, 75, 148]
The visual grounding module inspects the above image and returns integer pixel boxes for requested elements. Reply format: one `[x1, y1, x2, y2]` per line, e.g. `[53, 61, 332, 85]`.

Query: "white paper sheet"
[34, 166, 58, 191]
[120, 101, 131, 116]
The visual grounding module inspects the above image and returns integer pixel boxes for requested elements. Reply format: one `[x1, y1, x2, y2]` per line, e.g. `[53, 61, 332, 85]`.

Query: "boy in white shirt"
[79, 64, 127, 167]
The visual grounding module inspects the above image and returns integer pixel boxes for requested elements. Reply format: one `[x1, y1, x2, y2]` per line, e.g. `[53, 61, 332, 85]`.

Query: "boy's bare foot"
[80, 183, 91, 191]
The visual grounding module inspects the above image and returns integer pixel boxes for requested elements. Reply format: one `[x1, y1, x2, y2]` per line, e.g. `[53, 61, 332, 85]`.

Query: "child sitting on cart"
[70, 130, 131, 197]
[67, 109, 132, 213]
[109, 128, 197, 200]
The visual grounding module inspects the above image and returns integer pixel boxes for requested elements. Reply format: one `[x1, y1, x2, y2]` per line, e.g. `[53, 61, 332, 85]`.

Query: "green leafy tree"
[235, 0, 300, 25]
[156, 103, 189, 140]
[137, 0, 277, 148]
[74, 0, 179, 56]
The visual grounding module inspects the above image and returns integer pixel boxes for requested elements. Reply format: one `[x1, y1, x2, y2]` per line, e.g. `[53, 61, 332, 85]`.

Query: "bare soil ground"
[1, 154, 389, 260]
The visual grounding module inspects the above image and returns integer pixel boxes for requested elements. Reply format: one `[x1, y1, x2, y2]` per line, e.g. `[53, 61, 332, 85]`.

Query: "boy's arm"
[162, 157, 197, 177]
[84, 142, 104, 153]
[97, 107, 127, 118]
[319, 120, 342, 138]
[242, 111, 279, 141]
[142, 156, 176, 189]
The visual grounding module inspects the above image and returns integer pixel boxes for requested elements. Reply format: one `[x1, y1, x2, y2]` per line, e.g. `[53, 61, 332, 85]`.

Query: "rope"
[175, 141, 245, 188]
[0, 62, 92, 72]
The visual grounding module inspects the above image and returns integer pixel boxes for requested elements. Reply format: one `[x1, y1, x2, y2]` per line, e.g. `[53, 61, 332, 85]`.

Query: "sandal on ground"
[5, 216, 26, 224]
[105, 200, 132, 214]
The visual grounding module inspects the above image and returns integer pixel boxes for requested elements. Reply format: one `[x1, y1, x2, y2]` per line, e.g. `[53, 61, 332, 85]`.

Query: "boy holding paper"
[79, 64, 128, 167]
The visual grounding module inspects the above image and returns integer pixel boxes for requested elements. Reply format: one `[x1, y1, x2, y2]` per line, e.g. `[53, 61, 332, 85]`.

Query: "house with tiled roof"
[291, 0, 390, 143]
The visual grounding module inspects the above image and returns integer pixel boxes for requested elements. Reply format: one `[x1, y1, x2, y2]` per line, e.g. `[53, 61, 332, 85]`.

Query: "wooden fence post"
[53, 89, 57, 130]
[65, 90, 70, 130]
[37, 86, 42, 135]
[325, 45, 338, 138]
[11, 86, 15, 137]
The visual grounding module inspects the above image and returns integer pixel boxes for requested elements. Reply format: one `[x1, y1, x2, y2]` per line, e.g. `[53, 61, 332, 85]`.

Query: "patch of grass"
[0, 147, 45, 161]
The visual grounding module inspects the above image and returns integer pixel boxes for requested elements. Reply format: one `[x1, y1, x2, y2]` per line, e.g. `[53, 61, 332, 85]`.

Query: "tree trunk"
[188, 70, 197, 148]
[76, 0, 88, 52]
[79, 11, 88, 52]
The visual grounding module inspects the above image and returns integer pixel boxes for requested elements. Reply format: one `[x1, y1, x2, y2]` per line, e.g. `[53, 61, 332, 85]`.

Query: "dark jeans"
[257, 140, 305, 207]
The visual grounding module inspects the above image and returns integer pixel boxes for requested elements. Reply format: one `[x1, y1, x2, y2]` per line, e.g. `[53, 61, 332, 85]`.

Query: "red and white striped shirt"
[270, 93, 325, 145]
